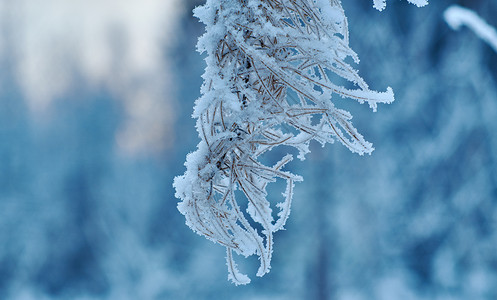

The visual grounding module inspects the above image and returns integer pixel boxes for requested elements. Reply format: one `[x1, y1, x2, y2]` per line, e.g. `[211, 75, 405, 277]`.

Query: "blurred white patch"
[0, 0, 182, 154]
[375, 274, 421, 300]
[433, 249, 456, 287]
[445, 5, 497, 53]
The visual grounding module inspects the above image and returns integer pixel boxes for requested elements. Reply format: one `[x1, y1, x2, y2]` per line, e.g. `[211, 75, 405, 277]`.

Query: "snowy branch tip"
[444, 5, 497, 53]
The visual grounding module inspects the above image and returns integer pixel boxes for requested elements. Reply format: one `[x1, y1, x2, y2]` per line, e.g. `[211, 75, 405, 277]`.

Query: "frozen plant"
[174, 0, 425, 285]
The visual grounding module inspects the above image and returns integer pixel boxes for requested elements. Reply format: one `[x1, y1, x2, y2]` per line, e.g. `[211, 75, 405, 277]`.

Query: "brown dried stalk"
[174, 0, 394, 284]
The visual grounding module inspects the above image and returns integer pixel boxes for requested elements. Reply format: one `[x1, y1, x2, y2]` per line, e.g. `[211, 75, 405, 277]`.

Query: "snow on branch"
[444, 5, 497, 53]
[373, 0, 428, 11]
[174, 0, 419, 285]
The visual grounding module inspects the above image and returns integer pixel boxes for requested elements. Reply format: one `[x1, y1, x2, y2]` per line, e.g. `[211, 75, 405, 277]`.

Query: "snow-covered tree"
[174, 0, 426, 284]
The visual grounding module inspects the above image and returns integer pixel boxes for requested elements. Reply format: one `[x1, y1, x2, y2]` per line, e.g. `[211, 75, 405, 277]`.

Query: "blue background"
[0, 0, 496, 299]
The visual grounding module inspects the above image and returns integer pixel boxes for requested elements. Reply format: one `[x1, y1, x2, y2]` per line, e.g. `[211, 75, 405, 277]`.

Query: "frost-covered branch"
[444, 5, 497, 53]
[174, 0, 423, 285]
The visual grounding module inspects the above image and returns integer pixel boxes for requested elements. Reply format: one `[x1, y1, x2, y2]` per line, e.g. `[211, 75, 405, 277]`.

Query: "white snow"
[374, 0, 428, 11]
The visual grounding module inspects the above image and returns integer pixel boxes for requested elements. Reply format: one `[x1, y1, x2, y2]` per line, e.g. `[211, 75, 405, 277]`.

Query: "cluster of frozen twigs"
[174, 0, 425, 285]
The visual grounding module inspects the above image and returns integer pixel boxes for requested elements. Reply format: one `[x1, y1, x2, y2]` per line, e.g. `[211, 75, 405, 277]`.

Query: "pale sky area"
[0, 0, 182, 154]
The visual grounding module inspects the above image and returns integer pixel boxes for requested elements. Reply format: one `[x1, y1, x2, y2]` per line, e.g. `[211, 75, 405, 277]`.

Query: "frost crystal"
[174, 0, 403, 284]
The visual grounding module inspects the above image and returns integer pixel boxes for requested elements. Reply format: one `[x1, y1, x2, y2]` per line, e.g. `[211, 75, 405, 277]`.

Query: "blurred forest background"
[0, 0, 496, 299]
